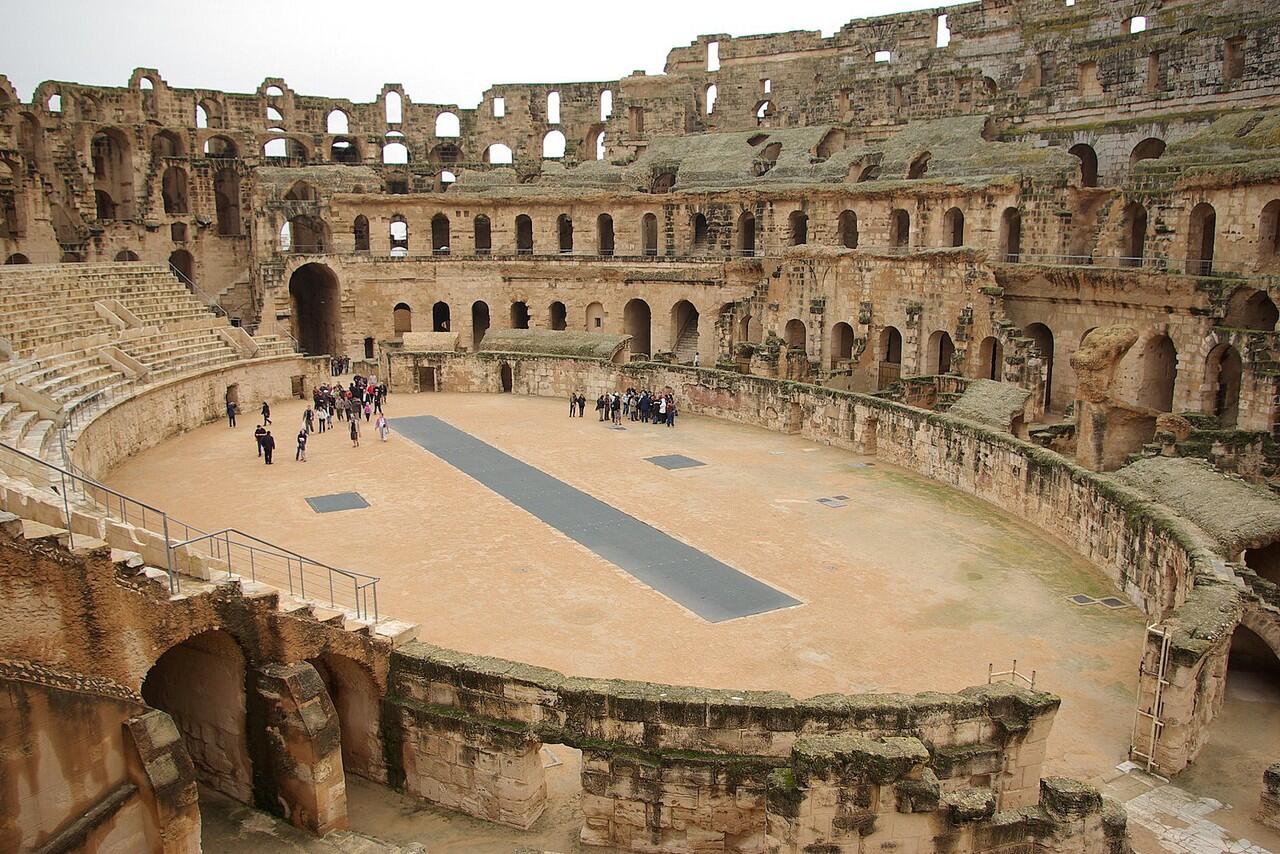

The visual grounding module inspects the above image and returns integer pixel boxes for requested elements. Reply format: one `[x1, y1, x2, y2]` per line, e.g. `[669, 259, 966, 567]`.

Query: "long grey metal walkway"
[390, 415, 801, 622]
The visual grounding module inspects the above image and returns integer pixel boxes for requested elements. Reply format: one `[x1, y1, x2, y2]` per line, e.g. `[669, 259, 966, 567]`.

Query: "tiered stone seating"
[119, 327, 243, 380]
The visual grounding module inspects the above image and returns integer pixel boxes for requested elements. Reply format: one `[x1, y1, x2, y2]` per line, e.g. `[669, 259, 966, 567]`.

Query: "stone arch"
[161, 166, 188, 214]
[288, 263, 343, 355]
[474, 215, 492, 254]
[471, 301, 490, 349]
[1228, 617, 1280, 681]
[353, 215, 370, 251]
[784, 319, 806, 350]
[1187, 203, 1217, 276]
[597, 213, 615, 256]
[838, 210, 859, 249]
[214, 168, 241, 235]
[1131, 137, 1166, 166]
[151, 130, 184, 159]
[1223, 286, 1279, 330]
[516, 214, 533, 254]
[943, 207, 965, 247]
[1118, 333, 1178, 411]
[510, 301, 530, 329]
[692, 213, 709, 254]
[735, 211, 756, 255]
[642, 213, 659, 256]
[1026, 322, 1055, 410]
[625, 298, 652, 356]
[586, 301, 605, 331]
[432, 301, 451, 332]
[307, 652, 381, 781]
[500, 362, 514, 392]
[1069, 143, 1099, 187]
[1122, 202, 1147, 266]
[393, 302, 412, 336]
[558, 214, 573, 253]
[671, 300, 699, 357]
[978, 336, 1004, 380]
[114, 250, 140, 262]
[788, 210, 808, 246]
[431, 213, 450, 255]
[878, 326, 903, 389]
[4, 253, 31, 265]
[1000, 207, 1022, 262]
[830, 322, 854, 367]
[142, 629, 252, 803]
[549, 301, 567, 331]
[330, 137, 361, 163]
[92, 127, 133, 220]
[168, 249, 194, 283]
[927, 330, 955, 374]
[1204, 342, 1242, 426]
[907, 151, 931, 179]
[1259, 199, 1280, 263]
[889, 208, 910, 248]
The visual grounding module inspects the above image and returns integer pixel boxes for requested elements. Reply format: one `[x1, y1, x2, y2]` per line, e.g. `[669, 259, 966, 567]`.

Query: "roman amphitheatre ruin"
[2, 1, 1280, 851]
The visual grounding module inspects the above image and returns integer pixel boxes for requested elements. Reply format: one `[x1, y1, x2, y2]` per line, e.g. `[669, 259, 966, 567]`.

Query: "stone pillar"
[123, 710, 201, 854]
[580, 748, 770, 853]
[391, 704, 546, 829]
[1259, 764, 1280, 830]
[251, 662, 348, 835]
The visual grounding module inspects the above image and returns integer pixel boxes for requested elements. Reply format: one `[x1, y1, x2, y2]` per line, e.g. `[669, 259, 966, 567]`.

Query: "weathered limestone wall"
[1261, 763, 1280, 831]
[68, 354, 327, 480]
[383, 641, 1124, 853]
[0, 661, 201, 854]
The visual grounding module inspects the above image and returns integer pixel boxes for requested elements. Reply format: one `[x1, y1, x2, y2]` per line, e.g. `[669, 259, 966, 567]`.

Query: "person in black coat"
[254, 425, 266, 457]
[262, 430, 276, 464]
[261, 401, 271, 425]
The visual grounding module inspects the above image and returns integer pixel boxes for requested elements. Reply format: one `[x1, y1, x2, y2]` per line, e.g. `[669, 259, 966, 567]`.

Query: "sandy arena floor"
[108, 391, 1150, 784]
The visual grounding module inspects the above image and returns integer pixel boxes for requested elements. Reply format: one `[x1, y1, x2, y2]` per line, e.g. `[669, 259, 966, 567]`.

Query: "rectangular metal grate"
[305, 492, 370, 513]
[645, 454, 706, 470]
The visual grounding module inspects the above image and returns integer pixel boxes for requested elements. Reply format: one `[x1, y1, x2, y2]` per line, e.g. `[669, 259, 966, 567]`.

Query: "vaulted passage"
[288, 263, 343, 355]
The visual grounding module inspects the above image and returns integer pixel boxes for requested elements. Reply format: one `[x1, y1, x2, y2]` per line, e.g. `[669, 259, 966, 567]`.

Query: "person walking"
[226, 399, 238, 428]
[576, 394, 586, 417]
[317, 404, 327, 433]
[569, 393, 577, 418]
[667, 396, 677, 428]
[254, 424, 266, 457]
[376, 412, 389, 442]
[363, 401, 372, 422]
[596, 395, 606, 421]
[262, 430, 275, 464]
[260, 401, 271, 425]
[349, 415, 360, 448]
[304, 406, 314, 434]
[657, 395, 667, 426]
[296, 428, 308, 462]
[611, 392, 621, 425]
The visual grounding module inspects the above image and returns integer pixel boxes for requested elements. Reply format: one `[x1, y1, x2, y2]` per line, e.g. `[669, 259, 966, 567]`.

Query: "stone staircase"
[673, 316, 700, 364]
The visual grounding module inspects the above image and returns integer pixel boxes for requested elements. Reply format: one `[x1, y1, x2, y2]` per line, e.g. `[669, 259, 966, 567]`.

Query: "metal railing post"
[59, 470, 74, 551]
[162, 514, 176, 593]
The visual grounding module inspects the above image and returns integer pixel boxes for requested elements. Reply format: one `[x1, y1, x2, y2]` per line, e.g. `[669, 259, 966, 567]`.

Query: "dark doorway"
[288, 263, 343, 355]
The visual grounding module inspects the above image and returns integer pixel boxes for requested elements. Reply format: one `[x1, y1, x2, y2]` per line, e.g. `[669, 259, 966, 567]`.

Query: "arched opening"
[600, 90, 613, 120]
[784, 319, 806, 350]
[510, 301, 530, 329]
[889, 209, 910, 248]
[735, 212, 756, 256]
[382, 141, 409, 165]
[353, 215, 370, 251]
[1131, 137, 1166, 166]
[389, 216, 409, 255]
[1122, 202, 1147, 266]
[652, 172, 677, 194]
[944, 207, 965, 247]
[671, 300, 699, 360]
[596, 214, 614, 256]
[549, 301, 567, 331]
[1227, 624, 1280, 682]
[1224, 287, 1279, 330]
[168, 249, 194, 283]
[92, 129, 133, 220]
[330, 138, 360, 163]
[284, 181, 317, 202]
[831, 322, 854, 367]
[485, 143, 513, 165]
[393, 302, 412, 336]
[474, 215, 492, 254]
[878, 326, 903, 389]
[151, 131, 183, 159]
[543, 131, 566, 159]
[1139, 334, 1177, 411]
[740, 314, 763, 345]
[326, 109, 349, 134]
[142, 630, 252, 803]
[692, 213, 709, 254]
[1259, 200, 1280, 262]
[1026, 322, 1055, 410]
[546, 91, 561, 124]
[624, 298, 651, 356]
[363, 337, 374, 360]
[471, 301, 490, 349]
[307, 654, 378, 781]
[927, 330, 955, 374]
[838, 210, 859, 249]
[1188, 203, 1217, 275]
[585, 301, 605, 331]
[161, 166, 188, 214]
[1205, 343, 1243, 426]
[1000, 207, 1022, 262]
[789, 210, 808, 246]
[431, 213, 450, 255]
[214, 168, 241, 235]
[595, 131, 606, 161]
[114, 250, 140, 262]
[1245, 541, 1280, 586]
[516, 214, 533, 255]
[4, 253, 31, 265]
[431, 301, 450, 332]
[907, 152, 930, 179]
[289, 263, 343, 355]
[1069, 143, 1099, 187]
[978, 336, 1004, 380]
[642, 213, 659, 256]
[435, 111, 460, 138]
[500, 362, 514, 393]
[384, 91, 402, 124]
[558, 214, 573, 253]
[705, 84, 717, 115]
[286, 215, 327, 253]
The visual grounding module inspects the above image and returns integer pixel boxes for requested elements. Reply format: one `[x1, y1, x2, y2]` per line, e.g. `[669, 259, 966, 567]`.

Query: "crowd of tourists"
[568, 388, 680, 427]
[233, 373, 390, 464]
[328, 355, 353, 376]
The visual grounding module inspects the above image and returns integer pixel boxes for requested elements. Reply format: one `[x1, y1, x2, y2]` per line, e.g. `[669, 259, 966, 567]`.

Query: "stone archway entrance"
[288, 263, 343, 355]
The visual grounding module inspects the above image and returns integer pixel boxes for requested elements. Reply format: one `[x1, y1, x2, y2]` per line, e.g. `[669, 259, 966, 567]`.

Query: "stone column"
[123, 710, 201, 854]
[251, 662, 348, 835]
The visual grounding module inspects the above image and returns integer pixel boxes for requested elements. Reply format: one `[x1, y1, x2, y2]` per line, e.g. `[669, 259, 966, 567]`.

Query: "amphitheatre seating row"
[0, 263, 299, 467]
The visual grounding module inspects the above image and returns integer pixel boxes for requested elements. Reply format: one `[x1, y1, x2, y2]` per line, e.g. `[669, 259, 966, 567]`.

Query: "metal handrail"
[0, 440, 379, 620]
[167, 263, 227, 318]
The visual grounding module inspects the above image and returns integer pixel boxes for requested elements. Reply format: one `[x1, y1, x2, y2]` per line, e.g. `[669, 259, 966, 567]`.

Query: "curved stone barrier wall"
[389, 350, 1248, 774]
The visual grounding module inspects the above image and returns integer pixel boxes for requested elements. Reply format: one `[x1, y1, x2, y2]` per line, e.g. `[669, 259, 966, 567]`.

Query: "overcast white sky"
[5, 0, 952, 108]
